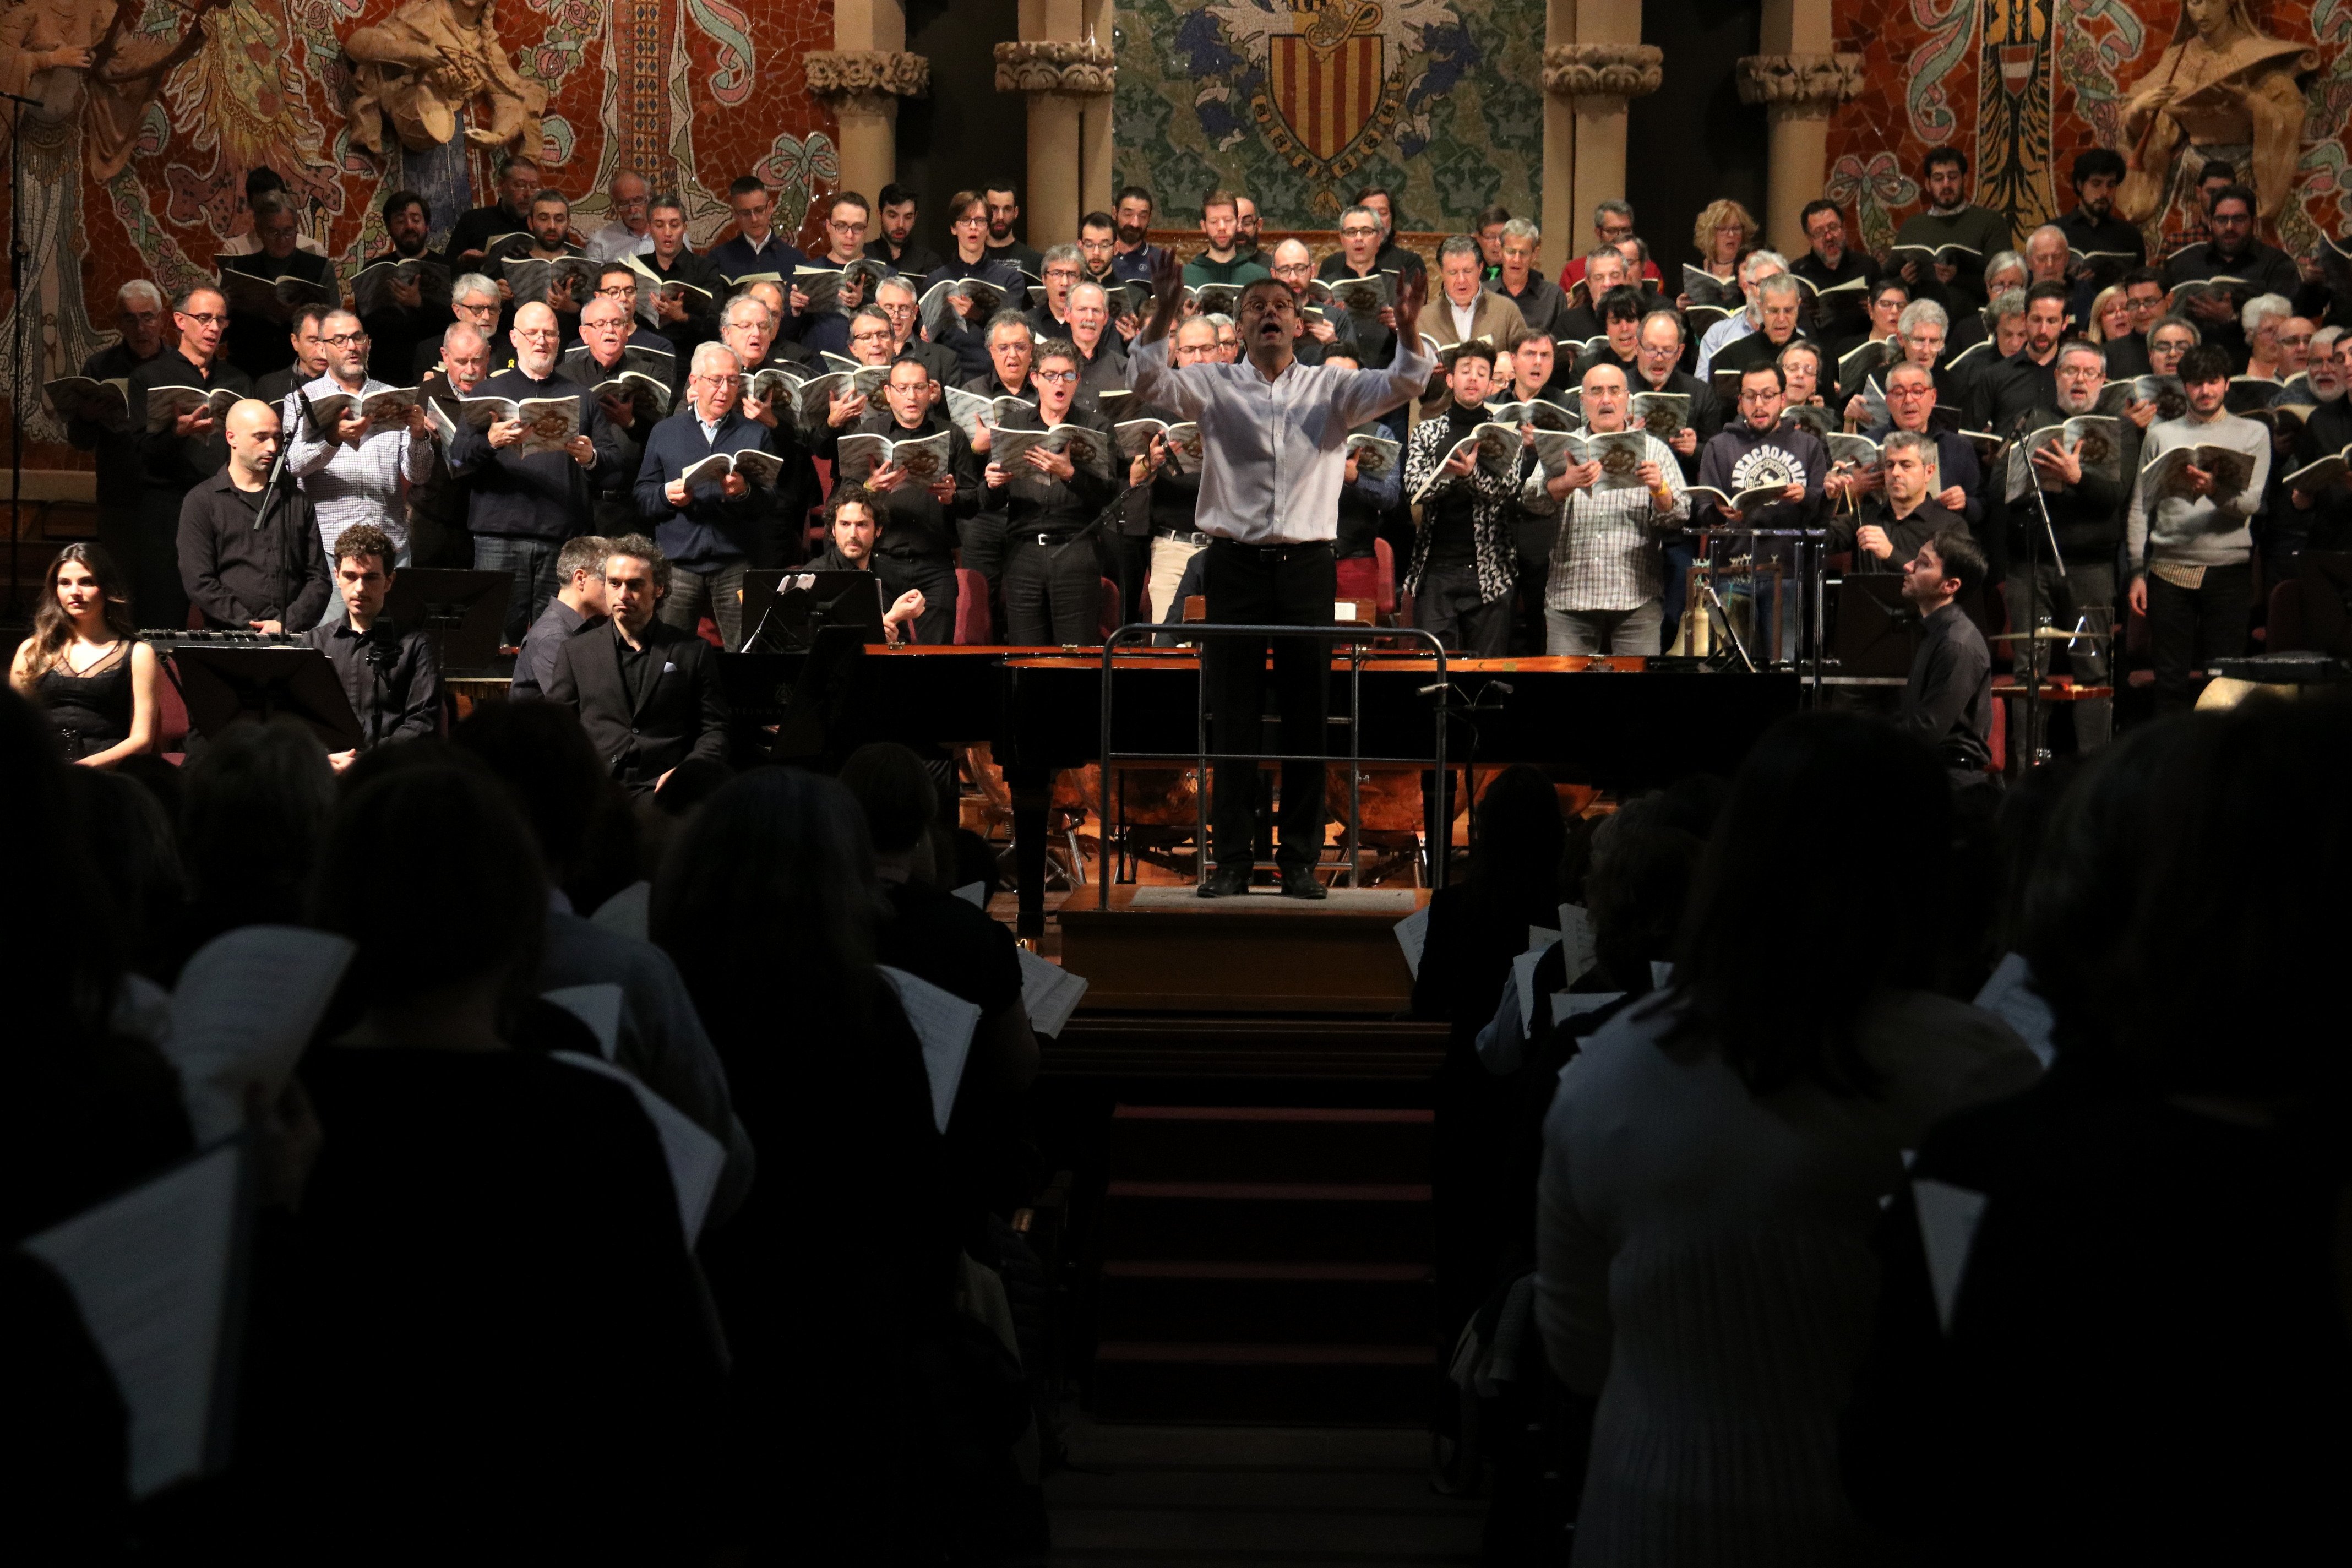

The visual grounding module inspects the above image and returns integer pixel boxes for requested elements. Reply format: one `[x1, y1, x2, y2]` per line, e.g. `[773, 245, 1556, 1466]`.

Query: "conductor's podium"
[1058, 884, 1424, 1016]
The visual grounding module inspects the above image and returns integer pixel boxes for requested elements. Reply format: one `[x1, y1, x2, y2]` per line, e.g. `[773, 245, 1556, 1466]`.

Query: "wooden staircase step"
[1099, 1260, 1434, 1344]
[1110, 1103, 1433, 1182]
[1091, 1342, 1435, 1423]
[1102, 1180, 1433, 1262]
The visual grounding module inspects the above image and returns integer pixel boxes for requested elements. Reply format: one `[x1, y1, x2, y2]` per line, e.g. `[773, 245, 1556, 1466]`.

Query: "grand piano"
[721, 637, 1803, 931]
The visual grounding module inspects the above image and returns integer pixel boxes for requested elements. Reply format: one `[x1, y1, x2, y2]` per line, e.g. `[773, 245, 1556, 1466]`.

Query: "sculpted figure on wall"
[344, 0, 545, 157]
[2118, 0, 2318, 228]
[0, 0, 222, 180]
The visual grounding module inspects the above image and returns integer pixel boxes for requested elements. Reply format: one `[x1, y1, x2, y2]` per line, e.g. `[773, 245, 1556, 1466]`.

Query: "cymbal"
[1988, 628, 2113, 641]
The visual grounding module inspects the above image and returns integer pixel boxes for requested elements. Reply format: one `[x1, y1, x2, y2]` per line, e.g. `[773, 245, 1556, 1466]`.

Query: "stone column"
[1740, 0, 1863, 254]
[1539, 0, 1577, 280]
[998, 0, 1116, 247]
[1079, 0, 1117, 218]
[1542, 26, 1663, 269]
[810, 0, 927, 204]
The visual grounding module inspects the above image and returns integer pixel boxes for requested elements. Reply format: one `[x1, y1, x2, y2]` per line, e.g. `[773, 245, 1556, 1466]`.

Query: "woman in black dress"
[8, 543, 159, 766]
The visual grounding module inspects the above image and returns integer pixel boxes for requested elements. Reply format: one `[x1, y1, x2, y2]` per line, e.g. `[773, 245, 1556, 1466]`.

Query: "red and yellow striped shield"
[1267, 32, 1385, 165]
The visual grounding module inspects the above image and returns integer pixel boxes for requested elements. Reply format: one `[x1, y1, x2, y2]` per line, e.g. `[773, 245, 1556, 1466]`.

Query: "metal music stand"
[742, 568, 890, 650]
[1832, 574, 1918, 679]
[383, 568, 510, 672]
[170, 645, 364, 752]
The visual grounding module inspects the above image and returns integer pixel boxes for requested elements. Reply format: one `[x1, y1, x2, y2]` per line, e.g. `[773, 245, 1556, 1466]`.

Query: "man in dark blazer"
[545, 534, 729, 795]
[633, 342, 786, 650]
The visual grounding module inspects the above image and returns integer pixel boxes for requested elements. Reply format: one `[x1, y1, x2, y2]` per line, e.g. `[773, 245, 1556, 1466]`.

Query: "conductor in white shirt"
[1128, 251, 1431, 899]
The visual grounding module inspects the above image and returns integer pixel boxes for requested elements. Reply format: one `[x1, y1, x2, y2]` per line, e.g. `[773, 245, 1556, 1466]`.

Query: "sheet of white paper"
[1512, 946, 1550, 1038]
[1556, 905, 1599, 988]
[1973, 951, 2057, 1067]
[590, 879, 651, 941]
[552, 1053, 725, 1241]
[543, 983, 625, 1061]
[24, 1144, 244, 1499]
[880, 965, 981, 1134]
[952, 880, 988, 910]
[1551, 990, 1626, 1019]
[1017, 947, 1089, 1038]
[1394, 905, 1429, 978]
[1651, 960, 1675, 989]
[162, 927, 356, 1143]
[1913, 1178, 1989, 1334]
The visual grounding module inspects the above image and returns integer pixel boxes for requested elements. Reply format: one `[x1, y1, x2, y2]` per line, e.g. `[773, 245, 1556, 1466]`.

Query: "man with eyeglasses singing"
[286, 309, 438, 577]
[1313, 206, 1401, 368]
[445, 302, 627, 643]
[558, 296, 659, 536]
[923, 190, 1028, 382]
[2161, 184, 2300, 372]
[584, 171, 655, 265]
[129, 286, 253, 628]
[1030, 245, 1084, 337]
[787, 193, 879, 357]
[819, 354, 977, 645]
[709, 175, 808, 299]
[635, 342, 791, 650]
[415, 274, 515, 383]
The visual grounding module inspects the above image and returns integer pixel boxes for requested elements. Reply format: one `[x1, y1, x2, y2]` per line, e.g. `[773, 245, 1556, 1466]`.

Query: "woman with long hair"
[8, 543, 158, 767]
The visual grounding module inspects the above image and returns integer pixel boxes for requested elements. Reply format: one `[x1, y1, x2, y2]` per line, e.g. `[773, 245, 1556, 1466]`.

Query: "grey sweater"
[2126, 412, 2270, 573]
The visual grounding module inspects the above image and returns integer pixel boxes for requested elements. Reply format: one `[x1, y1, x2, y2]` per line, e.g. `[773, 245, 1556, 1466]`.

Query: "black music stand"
[383, 568, 511, 671]
[721, 627, 868, 764]
[171, 645, 364, 752]
[742, 568, 890, 651]
[1832, 574, 1918, 679]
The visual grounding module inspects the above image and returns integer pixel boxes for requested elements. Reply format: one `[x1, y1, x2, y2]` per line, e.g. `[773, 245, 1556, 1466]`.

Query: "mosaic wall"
[3, 0, 838, 460]
[1112, 0, 1544, 227]
[1826, 0, 2351, 259]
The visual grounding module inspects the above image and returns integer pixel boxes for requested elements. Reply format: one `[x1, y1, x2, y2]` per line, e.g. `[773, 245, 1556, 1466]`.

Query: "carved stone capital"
[993, 40, 1118, 97]
[1541, 43, 1664, 104]
[1735, 52, 1866, 117]
[804, 50, 932, 105]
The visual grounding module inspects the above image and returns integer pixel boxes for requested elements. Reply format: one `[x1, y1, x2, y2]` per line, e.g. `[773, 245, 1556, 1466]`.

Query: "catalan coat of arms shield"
[1267, 29, 1386, 165]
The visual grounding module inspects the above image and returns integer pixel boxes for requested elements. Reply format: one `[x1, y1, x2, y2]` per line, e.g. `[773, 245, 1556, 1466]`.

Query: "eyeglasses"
[1737, 389, 1780, 404]
[1598, 224, 1635, 239]
[826, 219, 864, 233]
[323, 333, 368, 347]
[1032, 368, 1077, 384]
[850, 328, 892, 342]
[598, 284, 634, 298]
[513, 327, 560, 340]
[1340, 225, 1378, 238]
[457, 301, 500, 315]
[177, 312, 229, 327]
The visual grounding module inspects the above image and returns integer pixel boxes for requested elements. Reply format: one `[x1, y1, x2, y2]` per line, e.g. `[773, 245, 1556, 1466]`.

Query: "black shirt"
[613, 622, 657, 714]
[864, 236, 945, 277]
[1789, 249, 1880, 346]
[304, 618, 442, 750]
[1899, 600, 1994, 786]
[176, 468, 334, 630]
[131, 349, 253, 497]
[1423, 405, 1487, 569]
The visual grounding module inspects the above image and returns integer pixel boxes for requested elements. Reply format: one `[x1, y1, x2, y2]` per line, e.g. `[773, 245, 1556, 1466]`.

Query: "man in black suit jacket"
[545, 535, 729, 795]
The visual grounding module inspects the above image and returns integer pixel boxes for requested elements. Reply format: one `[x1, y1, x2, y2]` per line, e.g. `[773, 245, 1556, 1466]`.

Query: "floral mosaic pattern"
[1828, 0, 2350, 254]
[6, 0, 839, 464]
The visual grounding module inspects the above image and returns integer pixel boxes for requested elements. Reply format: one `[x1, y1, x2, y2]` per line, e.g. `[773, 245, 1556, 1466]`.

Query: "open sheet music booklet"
[23, 1142, 249, 1500]
[880, 966, 981, 1134]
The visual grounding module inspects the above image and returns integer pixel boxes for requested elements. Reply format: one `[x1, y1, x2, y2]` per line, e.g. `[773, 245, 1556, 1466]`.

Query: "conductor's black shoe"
[1200, 864, 1252, 898]
[1280, 865, 1328, 900]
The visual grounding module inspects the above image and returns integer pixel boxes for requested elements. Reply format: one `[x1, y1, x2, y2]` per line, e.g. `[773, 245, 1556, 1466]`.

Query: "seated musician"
[303, 522, 441, 771]
[812, 483, 929, 645]
[543, 535, 728, 796]
[1894, 526, 1997, 790]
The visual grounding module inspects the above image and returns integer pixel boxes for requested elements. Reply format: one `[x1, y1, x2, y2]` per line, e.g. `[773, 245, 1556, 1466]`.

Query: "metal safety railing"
[1096, 623, 1454, 905]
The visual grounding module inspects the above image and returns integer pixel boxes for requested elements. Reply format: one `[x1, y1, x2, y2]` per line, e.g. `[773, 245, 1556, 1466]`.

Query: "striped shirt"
[285, 375, 437, 556]
[1541, 430, 1688, 613]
